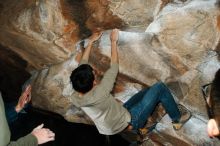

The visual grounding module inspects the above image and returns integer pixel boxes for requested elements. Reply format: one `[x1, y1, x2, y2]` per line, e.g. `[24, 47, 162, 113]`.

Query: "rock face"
[0, 0, 72, 69]
[0, 0, 220, 145]
[0, 0, 124, 69]
[109, 0, 159, 31]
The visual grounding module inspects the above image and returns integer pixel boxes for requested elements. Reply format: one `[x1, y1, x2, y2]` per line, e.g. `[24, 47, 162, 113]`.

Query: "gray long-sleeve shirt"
[70, 60, 131, 135]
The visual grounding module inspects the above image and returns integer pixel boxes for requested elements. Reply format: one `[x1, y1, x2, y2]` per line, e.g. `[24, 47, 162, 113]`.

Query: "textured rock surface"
[0, 0, 124, 69]
[0, 0, 73, 69]
[0, 0, 220, 145]
[109, 0, 158, 31]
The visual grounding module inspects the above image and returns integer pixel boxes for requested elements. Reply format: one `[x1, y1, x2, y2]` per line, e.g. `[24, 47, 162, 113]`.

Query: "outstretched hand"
[110, 29, 119, 42]
[15, 84, 31, 113]
[89, 31, 102, 43]
[31, 124, 55, 144]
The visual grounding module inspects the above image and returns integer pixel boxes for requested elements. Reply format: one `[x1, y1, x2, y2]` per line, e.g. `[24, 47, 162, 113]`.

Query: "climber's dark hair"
[70, 64, 94, 93]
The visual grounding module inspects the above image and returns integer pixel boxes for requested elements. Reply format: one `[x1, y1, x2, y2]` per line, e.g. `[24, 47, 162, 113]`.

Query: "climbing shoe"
[172, 104, 191, 130]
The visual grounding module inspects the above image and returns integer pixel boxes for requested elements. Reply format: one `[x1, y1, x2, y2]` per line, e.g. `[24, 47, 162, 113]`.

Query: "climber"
[69, 28, 191, 136]
[203, 69, 220, 138]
